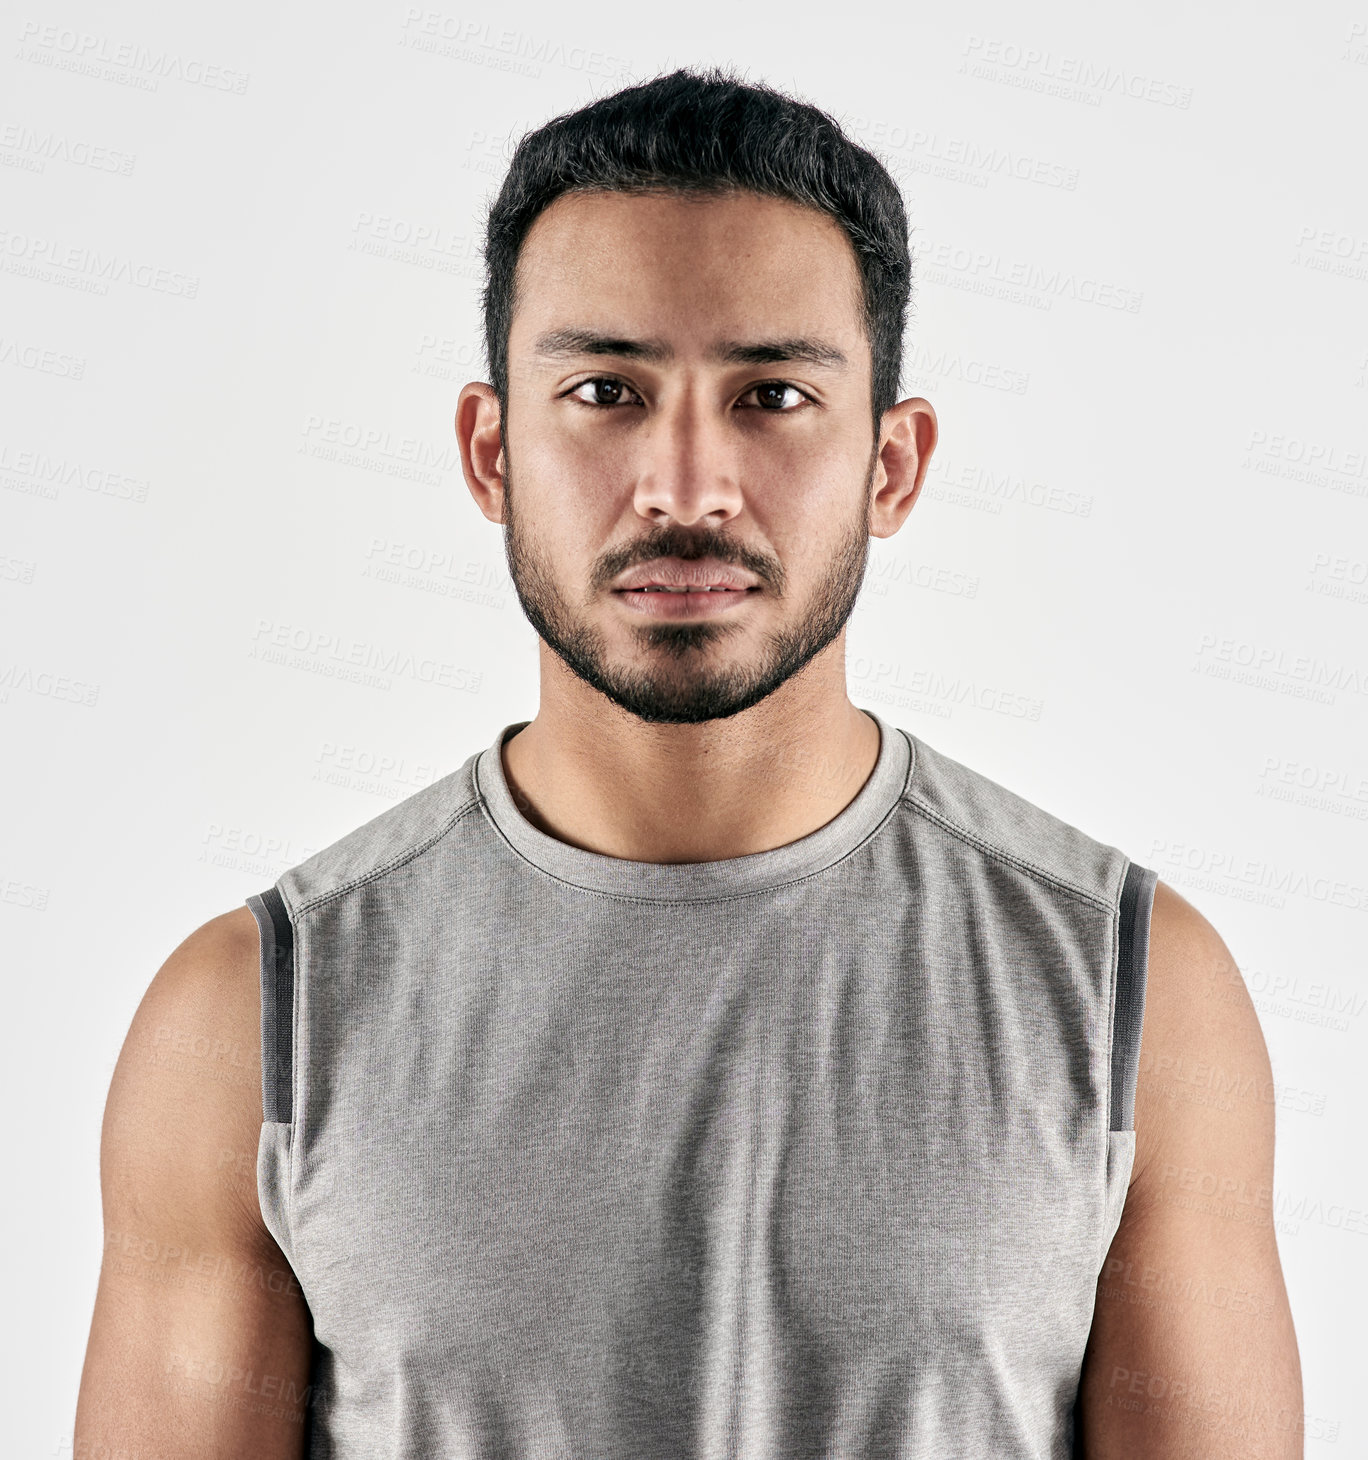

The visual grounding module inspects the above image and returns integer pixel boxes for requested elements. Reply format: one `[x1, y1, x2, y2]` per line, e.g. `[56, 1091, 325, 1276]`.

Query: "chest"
[288, 916, 1112, 1375]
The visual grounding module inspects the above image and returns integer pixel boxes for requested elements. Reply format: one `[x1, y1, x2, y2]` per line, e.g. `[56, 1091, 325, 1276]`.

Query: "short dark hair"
[479, 65, 913, 432]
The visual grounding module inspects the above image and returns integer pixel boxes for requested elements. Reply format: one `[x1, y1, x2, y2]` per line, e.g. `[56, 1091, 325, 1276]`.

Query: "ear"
[869, 396, 938, 539]
[456, 382, 507, 524]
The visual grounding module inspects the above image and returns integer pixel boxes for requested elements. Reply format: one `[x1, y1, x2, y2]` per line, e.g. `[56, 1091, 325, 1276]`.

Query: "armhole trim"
[245, 887, 295, 1124]
[1110, 861, 1158, 1133]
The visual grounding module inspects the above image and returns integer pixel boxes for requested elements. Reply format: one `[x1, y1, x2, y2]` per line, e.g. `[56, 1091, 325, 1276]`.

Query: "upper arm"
[74, 906, 314, 1459]
[1075, 878, 1304, 1458]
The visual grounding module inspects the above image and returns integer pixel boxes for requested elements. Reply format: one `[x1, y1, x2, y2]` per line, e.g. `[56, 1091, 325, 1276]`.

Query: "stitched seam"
[280, 914, 307, 1297]
[273, 796, 483, 1299]
[466, 722, 918, 907]
[1104, 865, 1124, 1236]
[291, 795, 484, 914]
[477, 792, 909, 907]
[1107, 862, 1128, 1133]
[291, 910, 302, 1148]
[897, 790, 1112, 912]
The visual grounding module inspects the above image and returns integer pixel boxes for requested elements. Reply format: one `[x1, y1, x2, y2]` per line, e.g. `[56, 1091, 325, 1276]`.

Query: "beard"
[500, 446, 875, 726]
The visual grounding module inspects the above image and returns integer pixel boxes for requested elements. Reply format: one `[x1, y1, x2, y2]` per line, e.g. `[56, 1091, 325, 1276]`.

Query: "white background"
[3, 2, 1365, 1453]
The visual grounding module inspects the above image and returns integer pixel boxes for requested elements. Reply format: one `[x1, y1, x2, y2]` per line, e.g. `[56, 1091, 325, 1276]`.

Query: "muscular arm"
[73, 907, 314, 1458]
[1076, 879, 1304, 1457]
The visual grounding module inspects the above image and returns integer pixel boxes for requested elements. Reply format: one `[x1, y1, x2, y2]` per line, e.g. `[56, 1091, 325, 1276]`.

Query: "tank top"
[245, 708, 1156, 1459]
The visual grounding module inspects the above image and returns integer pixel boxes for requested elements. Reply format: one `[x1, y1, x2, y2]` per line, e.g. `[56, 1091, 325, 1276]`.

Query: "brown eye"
[568, 377, 638, 407]
[745, 382, 807, 411]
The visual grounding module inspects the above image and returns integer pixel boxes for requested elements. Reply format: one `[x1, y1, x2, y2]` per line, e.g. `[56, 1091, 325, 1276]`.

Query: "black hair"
[479, 65, 913, 432]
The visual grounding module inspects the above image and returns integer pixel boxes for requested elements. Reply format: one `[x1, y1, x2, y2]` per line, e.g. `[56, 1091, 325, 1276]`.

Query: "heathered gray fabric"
[251, 708, 1154, 1459]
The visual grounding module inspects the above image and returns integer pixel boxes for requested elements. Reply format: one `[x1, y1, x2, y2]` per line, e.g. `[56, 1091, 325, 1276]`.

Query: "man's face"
[500, 186, 879, 726]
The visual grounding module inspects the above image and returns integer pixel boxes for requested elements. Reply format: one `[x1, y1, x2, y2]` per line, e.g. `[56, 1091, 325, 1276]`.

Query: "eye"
[739, 381, 811, 411]
[566, 377, 643, 408]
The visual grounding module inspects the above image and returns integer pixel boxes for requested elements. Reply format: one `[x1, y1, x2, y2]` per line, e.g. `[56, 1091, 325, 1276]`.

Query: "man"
[75, 66, 1303, 1458]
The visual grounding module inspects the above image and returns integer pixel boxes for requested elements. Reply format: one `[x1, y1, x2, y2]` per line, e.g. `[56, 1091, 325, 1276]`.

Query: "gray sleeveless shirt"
[246, 709, 1156, 1458]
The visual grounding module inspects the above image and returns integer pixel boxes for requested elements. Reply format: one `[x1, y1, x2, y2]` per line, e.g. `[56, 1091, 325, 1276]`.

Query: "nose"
[630, 386, 744, 527]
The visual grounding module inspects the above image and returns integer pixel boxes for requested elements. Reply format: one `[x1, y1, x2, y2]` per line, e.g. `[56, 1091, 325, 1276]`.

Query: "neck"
[500, 672, 881, 866]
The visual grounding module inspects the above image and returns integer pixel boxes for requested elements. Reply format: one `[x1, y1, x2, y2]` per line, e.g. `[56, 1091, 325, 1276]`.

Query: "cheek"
[511, 439, 623, 570]
[741, 424, 862, 490]
[517, 413, 628, 495]
[741, 440, 867, 544]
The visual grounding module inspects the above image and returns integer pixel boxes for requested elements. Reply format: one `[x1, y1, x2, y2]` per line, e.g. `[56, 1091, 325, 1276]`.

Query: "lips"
[612, 558, 760, 593]
[625, 585, 746, 594]
[613, 583, 758, 618]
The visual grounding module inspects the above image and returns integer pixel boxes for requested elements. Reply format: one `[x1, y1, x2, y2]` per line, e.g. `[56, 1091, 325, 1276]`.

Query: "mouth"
[616, 585, 754, 594]
[612, 585, 761, 618]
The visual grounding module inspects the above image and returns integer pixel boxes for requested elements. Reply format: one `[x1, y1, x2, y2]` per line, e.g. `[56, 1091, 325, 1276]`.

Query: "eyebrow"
[531, 328, 848, 370]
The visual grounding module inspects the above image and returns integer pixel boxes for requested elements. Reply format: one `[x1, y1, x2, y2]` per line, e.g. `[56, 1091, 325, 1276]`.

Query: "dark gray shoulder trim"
[245, 888, 295, 1124]
[1110, 861, 1158, 1132]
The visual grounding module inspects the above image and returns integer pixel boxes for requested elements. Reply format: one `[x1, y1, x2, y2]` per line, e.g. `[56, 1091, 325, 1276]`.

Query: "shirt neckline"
[473, 707, 912, 900]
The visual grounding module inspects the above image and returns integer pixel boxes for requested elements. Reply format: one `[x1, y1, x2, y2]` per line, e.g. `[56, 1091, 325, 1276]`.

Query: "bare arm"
[73, 906, 314, 1458]
[1076, 879, 1304, 1457]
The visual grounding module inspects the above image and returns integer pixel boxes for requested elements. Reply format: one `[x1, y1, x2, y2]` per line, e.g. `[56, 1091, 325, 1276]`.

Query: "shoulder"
[1129, 878, 1275, 1201]
[1077, 881, 1303, 1451]
[102, 906, 272, 1245]
[124, 905, 264, 1094]
[897, 727, 1126, 906]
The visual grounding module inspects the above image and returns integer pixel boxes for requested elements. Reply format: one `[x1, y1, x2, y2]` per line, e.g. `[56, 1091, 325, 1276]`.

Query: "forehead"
[509, 188, 867, 351]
